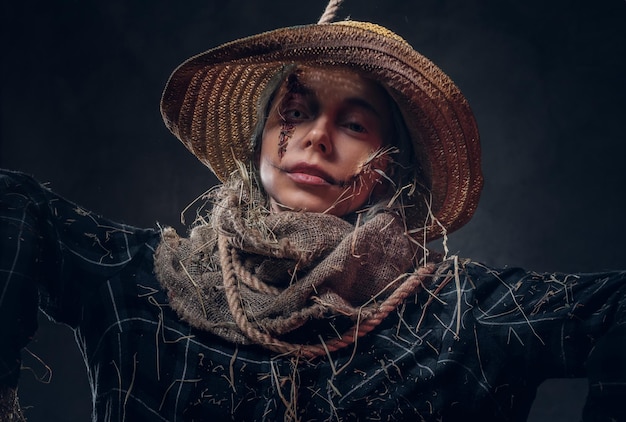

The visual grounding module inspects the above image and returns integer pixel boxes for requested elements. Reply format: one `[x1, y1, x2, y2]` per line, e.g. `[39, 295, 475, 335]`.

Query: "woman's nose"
[303, 117, 332, 154]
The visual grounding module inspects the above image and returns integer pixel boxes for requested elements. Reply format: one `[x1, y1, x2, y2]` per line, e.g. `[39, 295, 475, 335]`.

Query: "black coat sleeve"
[0, 169, 159, 388]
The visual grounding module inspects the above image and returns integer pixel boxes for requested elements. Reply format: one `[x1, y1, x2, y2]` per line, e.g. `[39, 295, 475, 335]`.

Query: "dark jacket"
[1, 169, 624, 421]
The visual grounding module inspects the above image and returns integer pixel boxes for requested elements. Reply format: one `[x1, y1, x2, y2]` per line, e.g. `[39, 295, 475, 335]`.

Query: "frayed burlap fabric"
[155, 179, 436, 358]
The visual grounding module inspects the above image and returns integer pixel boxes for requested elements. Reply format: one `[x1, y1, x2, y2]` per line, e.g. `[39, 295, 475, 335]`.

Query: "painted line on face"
[277, 121, 295, 159]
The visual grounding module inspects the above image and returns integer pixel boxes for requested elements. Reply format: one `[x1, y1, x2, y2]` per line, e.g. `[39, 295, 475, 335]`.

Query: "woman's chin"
[271, 196, 367, 217]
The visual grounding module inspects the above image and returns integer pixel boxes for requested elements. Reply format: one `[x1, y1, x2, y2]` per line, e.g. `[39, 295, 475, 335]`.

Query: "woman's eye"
[279, 98, 310, 122]
[346, 122, 367, 133]
[284, 108, 307, 120]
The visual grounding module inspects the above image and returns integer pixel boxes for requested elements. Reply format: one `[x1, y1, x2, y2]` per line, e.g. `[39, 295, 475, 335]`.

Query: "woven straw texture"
[161, 21, 482, 240]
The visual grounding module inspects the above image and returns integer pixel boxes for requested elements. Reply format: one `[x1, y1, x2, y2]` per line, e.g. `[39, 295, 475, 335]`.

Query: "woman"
[2, 1, 625, 421]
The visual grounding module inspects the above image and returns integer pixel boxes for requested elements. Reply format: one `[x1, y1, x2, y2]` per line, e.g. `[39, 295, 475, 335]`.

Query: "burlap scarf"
[155, 178, 436, 358]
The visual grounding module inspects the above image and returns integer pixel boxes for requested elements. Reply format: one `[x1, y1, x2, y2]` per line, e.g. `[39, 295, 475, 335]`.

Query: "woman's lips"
[286, 172, 330, 185]
[285, 164, 336, 186]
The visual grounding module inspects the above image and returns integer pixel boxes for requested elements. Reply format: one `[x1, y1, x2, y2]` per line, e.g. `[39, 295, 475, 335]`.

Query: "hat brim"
[161, 21, 483, 240]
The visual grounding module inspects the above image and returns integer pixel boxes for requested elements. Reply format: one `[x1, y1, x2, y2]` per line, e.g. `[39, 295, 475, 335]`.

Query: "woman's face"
[258, 66, 393, 216]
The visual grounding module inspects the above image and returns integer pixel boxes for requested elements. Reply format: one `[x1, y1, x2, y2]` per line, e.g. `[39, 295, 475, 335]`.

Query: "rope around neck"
[218, 232, 436, 359]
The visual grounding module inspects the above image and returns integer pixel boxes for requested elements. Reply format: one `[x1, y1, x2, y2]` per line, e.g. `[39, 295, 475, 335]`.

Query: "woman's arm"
[0, 169, 159, 418]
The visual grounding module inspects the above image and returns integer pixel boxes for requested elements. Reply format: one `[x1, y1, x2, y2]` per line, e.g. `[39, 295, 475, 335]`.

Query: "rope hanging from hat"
[318, 0, 344, 24]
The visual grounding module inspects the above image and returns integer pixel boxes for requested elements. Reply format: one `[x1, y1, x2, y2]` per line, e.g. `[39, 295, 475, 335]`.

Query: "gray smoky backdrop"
[2, 0, 625, 420]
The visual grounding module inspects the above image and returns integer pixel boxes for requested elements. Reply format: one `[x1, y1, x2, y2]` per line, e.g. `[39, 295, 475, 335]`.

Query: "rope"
[212, 185, 300, 261]
[219, 230, 436, 359]
[301, 264, 435, 357]
[230, 245, 281, 295]
[219, 233, 314, 357]
[317, 0, 344, 24]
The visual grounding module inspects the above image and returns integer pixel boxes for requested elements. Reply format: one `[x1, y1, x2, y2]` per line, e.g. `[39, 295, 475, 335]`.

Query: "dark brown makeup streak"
[277, 72, 305, 159]
[286, 71, 306, 94]
[278, 121, 294, 159]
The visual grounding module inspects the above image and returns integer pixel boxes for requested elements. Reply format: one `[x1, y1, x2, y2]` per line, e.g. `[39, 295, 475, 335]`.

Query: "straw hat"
[160, 14, 483, 240]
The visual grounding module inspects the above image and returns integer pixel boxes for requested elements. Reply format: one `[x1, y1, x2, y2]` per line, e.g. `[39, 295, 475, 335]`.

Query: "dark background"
[2, 0, 625, 420]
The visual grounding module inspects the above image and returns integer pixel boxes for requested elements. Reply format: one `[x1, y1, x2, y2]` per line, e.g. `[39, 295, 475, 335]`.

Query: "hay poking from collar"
[155, 175, 438, 358]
